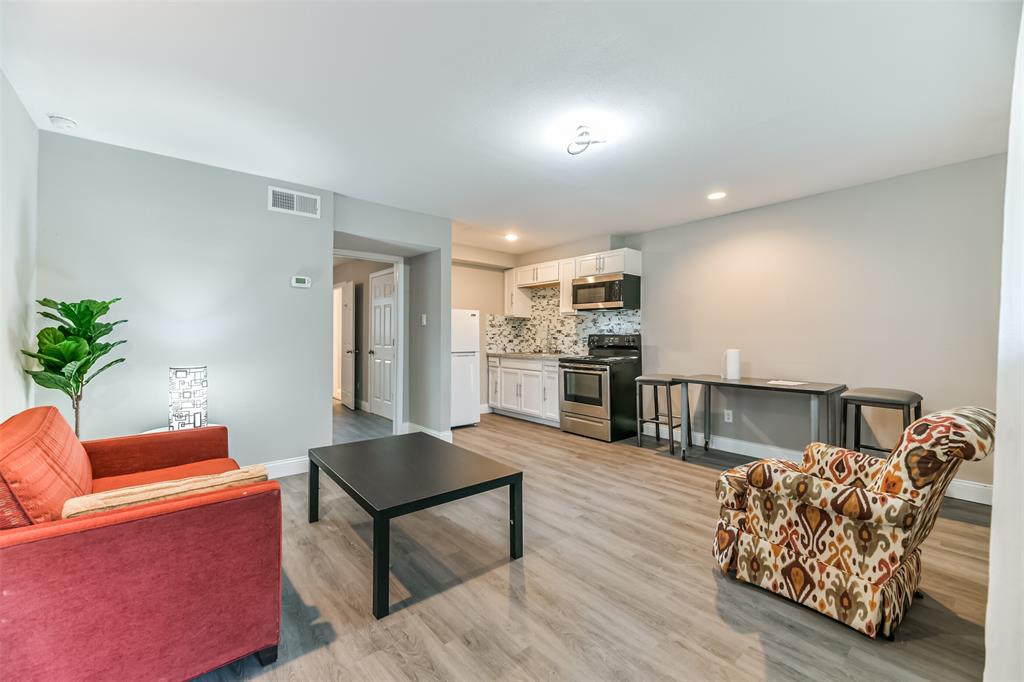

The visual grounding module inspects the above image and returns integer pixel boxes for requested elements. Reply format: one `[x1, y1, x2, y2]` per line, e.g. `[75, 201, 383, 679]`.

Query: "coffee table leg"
[509, 477, 523, 560]
[373, 516, 390, 619]
[308, 459, 319, 523]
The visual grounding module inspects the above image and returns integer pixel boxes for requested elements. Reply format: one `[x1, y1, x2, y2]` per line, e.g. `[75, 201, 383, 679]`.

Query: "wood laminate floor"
[333, 400, 393, 443]
[202, 414, 988, 681]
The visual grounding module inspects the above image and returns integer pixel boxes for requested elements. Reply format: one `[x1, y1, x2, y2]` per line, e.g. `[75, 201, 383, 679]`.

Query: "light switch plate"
[420, 313, 427, 326]
[724, 409, 734, 423]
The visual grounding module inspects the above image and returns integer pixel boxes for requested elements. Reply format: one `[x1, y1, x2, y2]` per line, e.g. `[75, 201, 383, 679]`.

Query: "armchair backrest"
[870, 406, 995, 549]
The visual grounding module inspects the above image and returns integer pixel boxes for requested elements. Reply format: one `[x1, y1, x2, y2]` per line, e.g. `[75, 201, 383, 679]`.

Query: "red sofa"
[0, 406, 281, 681]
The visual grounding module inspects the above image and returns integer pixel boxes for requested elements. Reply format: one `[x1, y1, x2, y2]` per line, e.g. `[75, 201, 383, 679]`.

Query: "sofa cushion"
[62, 464, 267, 519]
[92, 457, 240, 492]
[0, 406, 92, 528]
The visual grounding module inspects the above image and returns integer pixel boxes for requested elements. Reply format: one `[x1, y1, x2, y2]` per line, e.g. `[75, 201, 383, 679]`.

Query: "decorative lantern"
[168, 366, 208, 430]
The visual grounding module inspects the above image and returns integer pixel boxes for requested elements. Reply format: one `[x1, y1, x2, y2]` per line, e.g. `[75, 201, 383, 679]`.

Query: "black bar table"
[672, 374, 847, 450]
[308, 432, 523, 618]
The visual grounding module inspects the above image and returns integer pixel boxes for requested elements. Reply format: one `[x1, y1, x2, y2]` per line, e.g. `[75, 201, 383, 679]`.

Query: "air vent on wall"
[267, 185, 321, 219]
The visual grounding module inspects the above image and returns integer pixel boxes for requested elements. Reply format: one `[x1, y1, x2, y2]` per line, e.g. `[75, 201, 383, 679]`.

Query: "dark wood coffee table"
[308, 432, 524, 618]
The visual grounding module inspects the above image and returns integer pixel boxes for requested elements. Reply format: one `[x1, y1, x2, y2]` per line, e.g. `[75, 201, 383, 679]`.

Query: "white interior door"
[369, 268, 396, 420]
[333, 286, 343, 401]
[340, 281, 356, 409]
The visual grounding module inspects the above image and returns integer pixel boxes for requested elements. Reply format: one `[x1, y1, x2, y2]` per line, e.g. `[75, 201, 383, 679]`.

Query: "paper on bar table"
[767, 380, 807, 386]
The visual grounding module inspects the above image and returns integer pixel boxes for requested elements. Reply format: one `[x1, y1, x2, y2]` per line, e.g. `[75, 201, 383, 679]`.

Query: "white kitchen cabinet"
[558, 258, 577, 315]
[542, 366, 560, 421]
[487, 356, 561, 427]
[504, 269, 530, 317]
[499, 367, 522, 410]
[573, 248, 642, 277]
[519, 370, 543, 417]
[574, 253, 602, 277]
[514, 261, 559, 287]
[488, 366, 501, 407]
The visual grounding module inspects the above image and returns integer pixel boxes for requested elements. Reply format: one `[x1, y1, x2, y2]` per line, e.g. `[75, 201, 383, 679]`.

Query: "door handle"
[345, 350, 353, 355]
[368, 350, 375, 355]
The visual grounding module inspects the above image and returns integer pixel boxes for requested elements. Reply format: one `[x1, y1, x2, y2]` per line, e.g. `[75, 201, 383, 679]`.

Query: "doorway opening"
[332, 250, 404, 443]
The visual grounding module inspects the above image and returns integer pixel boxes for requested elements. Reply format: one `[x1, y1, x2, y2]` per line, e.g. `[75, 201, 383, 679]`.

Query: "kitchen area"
[452, 246, 642, 442]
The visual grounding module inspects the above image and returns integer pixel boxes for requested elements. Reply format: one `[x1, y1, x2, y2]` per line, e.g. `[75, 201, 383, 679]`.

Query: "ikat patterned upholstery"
[712, 406, 996, 638]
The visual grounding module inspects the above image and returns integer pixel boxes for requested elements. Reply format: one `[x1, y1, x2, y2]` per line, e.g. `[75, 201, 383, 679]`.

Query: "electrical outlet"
[723, 409, 734, 423]
[420, 313, 427, 326]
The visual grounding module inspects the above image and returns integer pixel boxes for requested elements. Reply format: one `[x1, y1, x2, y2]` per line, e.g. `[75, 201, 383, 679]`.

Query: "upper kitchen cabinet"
[514, 260, 559, 287]
[574, 248, 642, 277]
[558, 258, 577, 315]
[504, 268, 531, 317]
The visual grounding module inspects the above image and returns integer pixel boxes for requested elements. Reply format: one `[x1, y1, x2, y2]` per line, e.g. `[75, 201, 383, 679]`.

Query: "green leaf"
[84, 358, 125, 385]
[46, 337, 90, 364]
[37, 327, 65, 350]
[38, 311, 71, 327]
[25, 370, 76, 398]
[20, 349, 66, 372]
[36, 298, 62, 311]
[76, 339, 126, 376]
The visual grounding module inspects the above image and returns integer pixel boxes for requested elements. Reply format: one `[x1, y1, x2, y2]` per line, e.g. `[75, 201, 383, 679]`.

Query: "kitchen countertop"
[487, 352, 564, 359]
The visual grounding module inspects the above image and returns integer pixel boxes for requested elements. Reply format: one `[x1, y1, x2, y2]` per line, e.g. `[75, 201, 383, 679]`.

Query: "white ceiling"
[4, 2, 1019, 254]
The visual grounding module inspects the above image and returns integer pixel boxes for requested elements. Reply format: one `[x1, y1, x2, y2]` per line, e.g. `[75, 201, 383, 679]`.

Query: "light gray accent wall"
[0, 73, 39, 419]
[631, 155, 1005, 485]
[332, 258, 390, 403]
[408, 249, 449, 431]
[513, 234, 625, 266]
[334, 194, 452, 433]
[36, 133, 334, 465]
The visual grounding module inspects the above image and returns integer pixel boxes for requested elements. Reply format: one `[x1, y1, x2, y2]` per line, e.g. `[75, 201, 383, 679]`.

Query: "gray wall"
[1, 73, 39, 419]
[334, 195, 452, 433]
[451, 263, 505, 397]
[36, 133, 334, 465]
[627, 155, 1005, 485]
[332, 258, 390, 404]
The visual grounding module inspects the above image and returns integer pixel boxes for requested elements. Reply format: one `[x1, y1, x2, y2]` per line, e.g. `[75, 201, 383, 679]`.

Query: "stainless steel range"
[559, 334, 641, 442]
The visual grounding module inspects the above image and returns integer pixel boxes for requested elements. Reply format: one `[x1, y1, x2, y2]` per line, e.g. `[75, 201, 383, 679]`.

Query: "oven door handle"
[559, 366, 609, 374]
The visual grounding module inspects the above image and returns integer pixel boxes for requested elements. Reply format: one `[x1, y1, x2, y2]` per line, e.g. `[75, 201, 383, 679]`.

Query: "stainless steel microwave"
[571, 273, 641, 310]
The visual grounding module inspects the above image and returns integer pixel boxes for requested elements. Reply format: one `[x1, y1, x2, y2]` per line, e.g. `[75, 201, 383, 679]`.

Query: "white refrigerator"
[451, 309, 481, 427]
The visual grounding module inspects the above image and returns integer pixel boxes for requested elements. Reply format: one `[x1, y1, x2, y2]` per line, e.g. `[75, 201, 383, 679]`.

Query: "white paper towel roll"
[722, 349, 741, 380]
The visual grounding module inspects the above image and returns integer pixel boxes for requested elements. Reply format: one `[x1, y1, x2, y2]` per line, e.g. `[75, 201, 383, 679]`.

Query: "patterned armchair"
[712, 406, 995, 638]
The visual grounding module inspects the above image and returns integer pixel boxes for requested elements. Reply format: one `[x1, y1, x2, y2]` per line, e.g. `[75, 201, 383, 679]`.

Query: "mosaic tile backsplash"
[486, 286, 641, 355]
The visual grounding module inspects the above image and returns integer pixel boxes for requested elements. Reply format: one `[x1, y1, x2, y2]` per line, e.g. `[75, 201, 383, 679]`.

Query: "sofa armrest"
[82, 425, 229, 478]
[801, 442, 886, 488]
[746, 460, 918, 527]
[0, 481, 280, 681]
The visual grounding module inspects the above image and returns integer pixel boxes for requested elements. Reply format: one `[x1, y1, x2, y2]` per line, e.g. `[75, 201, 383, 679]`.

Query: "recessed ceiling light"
[47, 114, 78, 131]
[504, 233, 519, 242]
[707, 191, 727, 200]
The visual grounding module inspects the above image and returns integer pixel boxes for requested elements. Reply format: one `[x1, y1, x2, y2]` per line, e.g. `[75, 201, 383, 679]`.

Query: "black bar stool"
[636, 375, 686, 458]
[841, 387, 923, 453]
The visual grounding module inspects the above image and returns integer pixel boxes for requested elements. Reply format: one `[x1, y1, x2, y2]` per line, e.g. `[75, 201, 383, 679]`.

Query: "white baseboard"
[264, 455, 308, 480]
[399, 422, 454, 443]
[945, 479, 993, 505]
[479, 403, 492, 414]
[643, 424, 992, 505]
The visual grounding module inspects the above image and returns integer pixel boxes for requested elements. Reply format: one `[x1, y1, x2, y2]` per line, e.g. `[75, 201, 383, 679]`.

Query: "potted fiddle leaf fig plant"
[21, 298, 127, 436]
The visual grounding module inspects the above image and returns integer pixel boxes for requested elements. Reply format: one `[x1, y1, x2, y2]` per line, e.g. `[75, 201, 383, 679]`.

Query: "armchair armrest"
[801, 442, 886, 488]
[0, 481, 280, 681]
[82, 425, 229, 478]
[746, 460, 918, 527]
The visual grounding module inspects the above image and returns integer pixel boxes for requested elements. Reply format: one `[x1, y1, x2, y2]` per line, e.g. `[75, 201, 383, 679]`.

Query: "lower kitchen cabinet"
[542, 367, 560, 421]
[487, 356, 561, 428]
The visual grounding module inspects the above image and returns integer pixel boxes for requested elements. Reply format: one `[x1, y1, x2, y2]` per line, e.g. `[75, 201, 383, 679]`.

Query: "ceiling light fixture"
[566, 125, 606, 156]
[504, 233, 519, 242]
[47, 114, 78, 131]
[707, 191, 727, 200]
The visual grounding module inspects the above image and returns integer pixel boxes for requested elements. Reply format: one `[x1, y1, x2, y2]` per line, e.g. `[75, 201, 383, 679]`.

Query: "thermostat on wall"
[290, 275, 312, 288]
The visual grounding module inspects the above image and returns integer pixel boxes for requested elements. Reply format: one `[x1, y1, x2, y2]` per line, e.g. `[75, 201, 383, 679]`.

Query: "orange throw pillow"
[0, 406, 92, 528]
